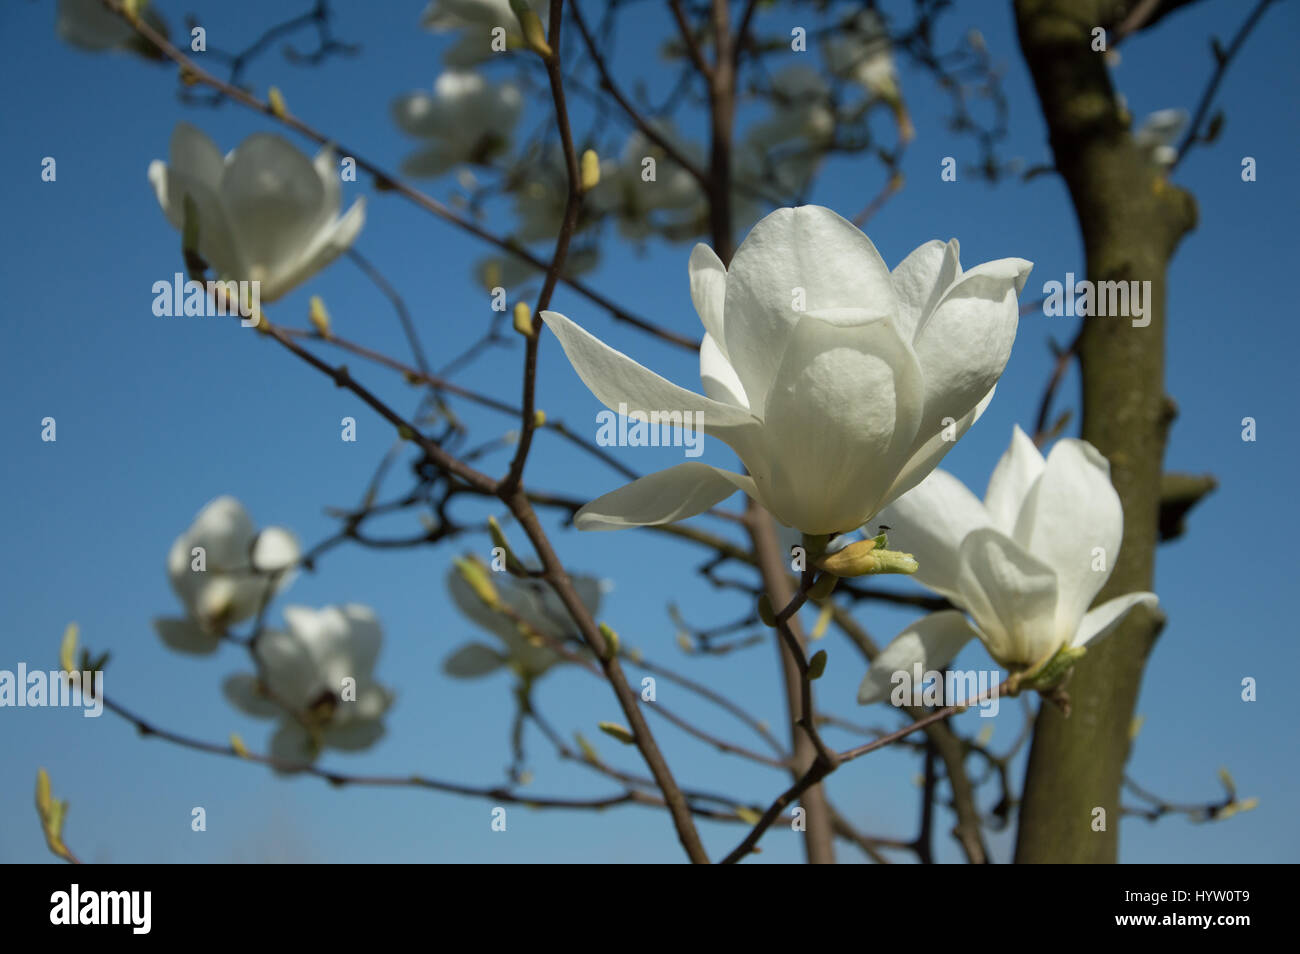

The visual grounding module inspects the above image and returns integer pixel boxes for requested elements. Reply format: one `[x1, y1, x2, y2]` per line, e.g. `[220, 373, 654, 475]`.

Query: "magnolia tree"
[32, 0, 1270, 865]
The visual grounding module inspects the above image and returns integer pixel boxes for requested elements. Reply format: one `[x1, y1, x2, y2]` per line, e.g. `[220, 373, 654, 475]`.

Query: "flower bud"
[598, 721, 635, 745]
[268, 86, 289, 119]
[309, 295, 331, 337]
[60, 623, 78, 675]
[598, 621, 620, 658]
[510, 1, 553, 58]
[817, 539, 918, 577]
[580, 149, 601, 191]
[453, 555, 500, 611]
[513, 301, 534, 337]
[487, 515, 528, 577]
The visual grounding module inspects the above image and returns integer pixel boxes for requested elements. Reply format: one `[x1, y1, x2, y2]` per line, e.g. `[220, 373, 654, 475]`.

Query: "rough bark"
[1012, 0, 1196, 863]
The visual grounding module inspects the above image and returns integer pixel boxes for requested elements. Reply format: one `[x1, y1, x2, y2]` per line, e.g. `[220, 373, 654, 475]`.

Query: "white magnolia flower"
[1133, 108, 1188, 169]
[224, 604, 394, 765]
[541, 205, 1031, 535]
[392, 71, 522, 178]
[420, 0, 545, 67]
[154, 496, 300, 653]
[56, 0, 167, 55]
[858, 427, 1159, 704]
[443, 567, 605, 682]
[148, 123, 365, 301]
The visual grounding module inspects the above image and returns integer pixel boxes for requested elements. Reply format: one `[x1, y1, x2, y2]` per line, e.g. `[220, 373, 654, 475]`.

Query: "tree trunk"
[1012, 0, 1197, 863]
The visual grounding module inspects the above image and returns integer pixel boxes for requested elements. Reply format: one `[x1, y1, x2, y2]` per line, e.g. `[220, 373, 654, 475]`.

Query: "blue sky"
[1, 0, 1296, 863]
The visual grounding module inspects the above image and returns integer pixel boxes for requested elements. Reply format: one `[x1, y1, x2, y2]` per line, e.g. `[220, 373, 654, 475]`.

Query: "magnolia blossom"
[56, 0, 167, 54]
[1133, 108, 1188, 169]
[420, 0, 545, 67]
[148, 123, 365, 302]
[153, 496, 300, 653]
[392, 71, 522, 178]
[541, 205, 1031, 535]
[857, 427, 1159, 704]
[443, 567, 605, 682]
[223, 605, 394, 764]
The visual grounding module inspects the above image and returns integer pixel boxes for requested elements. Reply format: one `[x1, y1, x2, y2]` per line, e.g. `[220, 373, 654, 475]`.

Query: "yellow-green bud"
[757, 594, 776, 627]
[309, 295, 331, 337]
[59, 623, 78, 674]
[580, 149, 601, 191]
[510, 1, 553, 58]
[597, 721, 635, 745]
[453, 555, 500, 610]
[817, 539, 918, 577]
[268, 86, 289, 119]
[598, 622, 620, 657]
[512, 301, 534, 337]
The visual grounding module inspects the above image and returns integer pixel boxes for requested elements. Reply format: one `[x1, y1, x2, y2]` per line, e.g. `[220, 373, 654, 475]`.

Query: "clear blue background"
[1, 0, 1295, 863]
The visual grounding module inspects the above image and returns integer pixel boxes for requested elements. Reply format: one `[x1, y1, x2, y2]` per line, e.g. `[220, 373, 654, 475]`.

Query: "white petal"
[983, 425, 1045, 536]
[890, 238, 960, 342]
[1014, 439, 1122, 641]
[323, 719, 386, 752]
[443, 642, 506, 677]
[268, 722, 316, 770]
[955, 528, 1060, 668]
[755, 310, 924, 533]
[700, 332, 749, 408]
[574, 463, 757, 530]
[689, 243, 728, 351]
[153, 617, 221, 654]
[912, 257, 1032, 439]
[221, 133, 329, 286]
[877, 469, 991, 600]
[723, 206, 898, 416]
[1072, 592, 1159, 648]
[857, 611, 978, 705]
[267, 196, 365, 301]
[251, 526, 300, 574]
[149, 127, 245, 282]
[880, 384, 996, 508]
[221, 673, 281, 717]
[255, 623, 323, 712]
[539, 310, 761, 453]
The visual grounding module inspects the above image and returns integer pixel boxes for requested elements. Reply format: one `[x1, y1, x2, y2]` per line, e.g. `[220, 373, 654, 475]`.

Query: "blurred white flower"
[56, 0, 167, 56]
[392, 71, 522, 178]
[1133, 108, 1188, 169]
[858, 427, 1159, 703]
[224, 605, 394, 765]
[153, 496, 300, 653]
[542, 205, 1030, 535]
[745, 66, 836, 152]
[824, 10, 912, 141]
[442, 566, 605, 682]
[420, 0, 545, 67]
[587, 129, 702, 240]
[148, 123, 365, 301]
